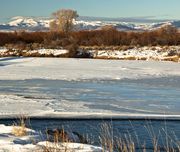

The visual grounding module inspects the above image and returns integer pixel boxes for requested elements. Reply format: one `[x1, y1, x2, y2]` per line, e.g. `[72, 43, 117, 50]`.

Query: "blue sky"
[0, 0, 180, 21]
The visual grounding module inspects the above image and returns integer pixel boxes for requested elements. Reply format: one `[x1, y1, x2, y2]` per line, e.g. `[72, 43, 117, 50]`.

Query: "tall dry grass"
[12, 115, 29, 137]
[99, 121, 180, 152]
[10, 117, 180, 152]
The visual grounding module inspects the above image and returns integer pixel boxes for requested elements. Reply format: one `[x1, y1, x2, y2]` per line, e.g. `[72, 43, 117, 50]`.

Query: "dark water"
[0, 119, 180, 151]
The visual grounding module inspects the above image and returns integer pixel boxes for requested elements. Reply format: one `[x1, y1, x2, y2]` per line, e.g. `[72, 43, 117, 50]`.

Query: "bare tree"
[50, 9, 78, 33]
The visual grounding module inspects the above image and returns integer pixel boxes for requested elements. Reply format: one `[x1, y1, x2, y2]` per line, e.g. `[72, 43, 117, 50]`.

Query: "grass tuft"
[12, 115, 28, 137]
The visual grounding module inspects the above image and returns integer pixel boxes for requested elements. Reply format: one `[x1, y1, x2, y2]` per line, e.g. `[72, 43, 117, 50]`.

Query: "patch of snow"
[29, 49, 68, 56]
[38, 142, 102, 152]
[0, 124, 102, 152]
[9, 18, 38, 27]
[0, 94, 53, 117]
[0, 48, 8, 54]
[0, 48, 69, 57]
[92, 46, 180, 61]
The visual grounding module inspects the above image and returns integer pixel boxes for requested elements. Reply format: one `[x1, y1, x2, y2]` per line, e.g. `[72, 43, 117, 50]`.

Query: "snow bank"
[0, 48, 8, 54]
[0, 124, 39, 152]
[25, 49, 68, 56]
[0, 46, 180, 62]
[0, 49, 69, 57]
[37, 142, 102, 152]
[0, 94, 53, 117]
[0, 124, 102, 152]
[91, 46, 180, 62]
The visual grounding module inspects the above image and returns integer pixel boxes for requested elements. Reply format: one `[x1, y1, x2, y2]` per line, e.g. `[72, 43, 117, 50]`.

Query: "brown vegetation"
[0, 25, 180, 48]
[0, 25, 180, 59]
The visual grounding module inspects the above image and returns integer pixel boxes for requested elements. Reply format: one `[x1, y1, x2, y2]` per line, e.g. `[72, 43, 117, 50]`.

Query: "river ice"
[0, 57, 180, 119]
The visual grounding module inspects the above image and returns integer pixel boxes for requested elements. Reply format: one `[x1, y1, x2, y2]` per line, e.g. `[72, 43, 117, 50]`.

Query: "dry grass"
[100, 123, 136, 152]
[80, 45, 136, 51]
[42, 143, 73, 152]
[137, 57, 148, 60]
[10, 116, 180, 152]
[100, 123, 114, 152]
[122, 56, 137, 60]
[99, 121, 180, 152]
[43, 128, 72, 152]
[12, 116, 28, 137]
[162, 56, 180, 62]
[94, 56, 119, 60]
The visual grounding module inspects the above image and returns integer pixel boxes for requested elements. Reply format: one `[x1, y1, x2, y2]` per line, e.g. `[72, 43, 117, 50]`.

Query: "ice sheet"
[0, 57, 180, 80]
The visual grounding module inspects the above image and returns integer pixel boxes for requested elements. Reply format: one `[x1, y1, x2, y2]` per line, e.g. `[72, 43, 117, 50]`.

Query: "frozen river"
[0, 57, 180, 118]
[0, 57, 180, 151]
[0, 77, 180, 118]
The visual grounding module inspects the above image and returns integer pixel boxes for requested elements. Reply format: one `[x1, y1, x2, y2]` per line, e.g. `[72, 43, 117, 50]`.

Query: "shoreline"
[0, 46, 180, 62]
[1, 114, 180, 121]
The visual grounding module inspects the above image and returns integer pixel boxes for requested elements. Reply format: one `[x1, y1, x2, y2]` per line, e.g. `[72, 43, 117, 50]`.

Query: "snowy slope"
[0, 16, 50, 31]
[0, 16, 180, 32]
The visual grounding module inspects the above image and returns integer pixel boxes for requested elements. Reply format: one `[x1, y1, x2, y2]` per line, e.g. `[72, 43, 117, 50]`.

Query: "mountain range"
[0, 16, 180, 32]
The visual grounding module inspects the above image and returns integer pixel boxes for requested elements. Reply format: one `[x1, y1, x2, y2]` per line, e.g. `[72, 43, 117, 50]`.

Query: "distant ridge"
[78, 16, 171, 23]
[0, 16, 179, 32]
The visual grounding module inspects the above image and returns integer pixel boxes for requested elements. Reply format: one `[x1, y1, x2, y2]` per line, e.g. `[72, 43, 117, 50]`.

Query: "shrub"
[0, 25, 180, 48]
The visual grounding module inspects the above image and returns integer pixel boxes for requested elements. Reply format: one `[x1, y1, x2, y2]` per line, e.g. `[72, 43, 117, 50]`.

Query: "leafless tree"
[50, 9, 78, 33]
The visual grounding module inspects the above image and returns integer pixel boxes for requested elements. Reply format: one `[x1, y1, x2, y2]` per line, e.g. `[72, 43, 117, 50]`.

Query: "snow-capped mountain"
[75, 19, 180, 31]
[0, 16, 51, 31]
[0, 16, 180, 32]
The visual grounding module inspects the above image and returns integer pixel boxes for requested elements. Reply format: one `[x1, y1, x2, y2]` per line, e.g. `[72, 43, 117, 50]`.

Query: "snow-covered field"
[0, 124, 101, 152]
[0, 57, 180, 119]
[0, 57, 180, 80]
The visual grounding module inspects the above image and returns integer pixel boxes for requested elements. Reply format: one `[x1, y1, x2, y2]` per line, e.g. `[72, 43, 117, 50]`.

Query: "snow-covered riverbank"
[91, 46, 180, 62]
[0, 124, 102, 152]
[0, 48, 69, 57]
[0, 46, 180, 62]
